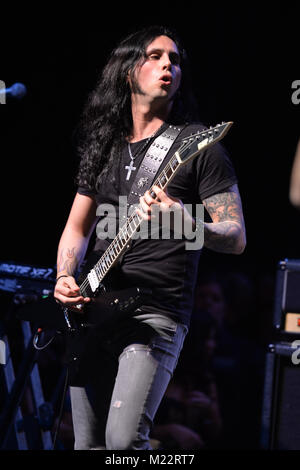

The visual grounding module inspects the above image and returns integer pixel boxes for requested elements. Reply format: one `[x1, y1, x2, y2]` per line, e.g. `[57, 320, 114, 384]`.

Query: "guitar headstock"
[178, 121, 233, 164]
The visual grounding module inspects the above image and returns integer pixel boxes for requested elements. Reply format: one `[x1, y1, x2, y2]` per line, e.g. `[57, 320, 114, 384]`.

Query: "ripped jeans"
[69, 314, 187, 450]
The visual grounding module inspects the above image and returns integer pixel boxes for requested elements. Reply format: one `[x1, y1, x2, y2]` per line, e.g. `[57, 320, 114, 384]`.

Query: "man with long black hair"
[54, 26, 246, 450]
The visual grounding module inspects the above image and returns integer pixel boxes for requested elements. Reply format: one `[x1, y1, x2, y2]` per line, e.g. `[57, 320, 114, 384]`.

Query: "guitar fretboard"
[80, 152, 182, 296]
[79, 122, 232, 296]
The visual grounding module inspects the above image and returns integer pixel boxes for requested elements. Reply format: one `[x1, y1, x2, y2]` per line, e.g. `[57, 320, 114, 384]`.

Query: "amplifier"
[273, 259, 300, 337]
[261, 341, 300, 450]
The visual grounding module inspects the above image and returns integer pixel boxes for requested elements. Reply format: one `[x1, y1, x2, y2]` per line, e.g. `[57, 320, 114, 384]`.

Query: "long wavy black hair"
[75, 25, 199, 193]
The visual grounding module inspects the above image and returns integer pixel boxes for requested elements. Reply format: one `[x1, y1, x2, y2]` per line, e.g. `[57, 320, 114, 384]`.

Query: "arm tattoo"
[203, 188, 242, 223]
[202, 185, 246, 254]
[57, 247, 80, 276]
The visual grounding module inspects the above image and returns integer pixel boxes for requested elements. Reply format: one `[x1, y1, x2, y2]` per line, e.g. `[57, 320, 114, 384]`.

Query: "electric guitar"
[63, 121, 233, 329]
[18, 122, 233, 333]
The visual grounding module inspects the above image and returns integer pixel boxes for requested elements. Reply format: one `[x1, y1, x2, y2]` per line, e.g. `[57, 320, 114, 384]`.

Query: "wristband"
[56, 274, 69, 283]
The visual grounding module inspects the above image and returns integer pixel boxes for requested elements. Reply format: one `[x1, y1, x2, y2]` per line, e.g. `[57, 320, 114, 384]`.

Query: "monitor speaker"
[273, 259, 300, 336]
[261, 341, 300, 449]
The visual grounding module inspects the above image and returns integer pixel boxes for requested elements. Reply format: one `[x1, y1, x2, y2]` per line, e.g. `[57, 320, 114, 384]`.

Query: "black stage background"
[0, 2, 299, 451]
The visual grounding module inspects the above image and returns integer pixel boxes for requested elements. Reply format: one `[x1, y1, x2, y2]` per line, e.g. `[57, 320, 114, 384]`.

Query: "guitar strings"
[78, 135, 200, 294]
[78, 160, 183, 294]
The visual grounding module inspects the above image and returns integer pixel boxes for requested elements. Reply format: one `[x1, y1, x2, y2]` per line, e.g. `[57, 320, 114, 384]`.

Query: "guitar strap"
[126, 124, 186, 208]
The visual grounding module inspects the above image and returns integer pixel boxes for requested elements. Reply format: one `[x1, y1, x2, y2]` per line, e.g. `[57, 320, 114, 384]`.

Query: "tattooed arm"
[202, 184, 246, 254]
[54, 193, 98, 308]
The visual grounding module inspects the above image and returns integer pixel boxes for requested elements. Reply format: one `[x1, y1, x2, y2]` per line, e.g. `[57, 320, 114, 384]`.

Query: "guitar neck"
[79, 121, 233, 295]
[79, 153, 181, 295]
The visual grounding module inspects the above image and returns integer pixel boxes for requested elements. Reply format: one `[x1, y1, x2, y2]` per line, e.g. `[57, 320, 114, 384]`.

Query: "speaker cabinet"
[261, 342, 300, 449]
[273, 259, 300, 337]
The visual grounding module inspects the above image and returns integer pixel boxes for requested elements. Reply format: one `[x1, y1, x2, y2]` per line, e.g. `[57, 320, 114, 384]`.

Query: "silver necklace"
[125, 124, 164, 181]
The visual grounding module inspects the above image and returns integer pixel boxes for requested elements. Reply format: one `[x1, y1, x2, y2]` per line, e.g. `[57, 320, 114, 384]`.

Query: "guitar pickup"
[87, 269, 100, 292]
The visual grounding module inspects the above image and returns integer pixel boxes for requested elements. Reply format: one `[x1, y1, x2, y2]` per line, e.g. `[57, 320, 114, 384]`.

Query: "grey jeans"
[69, 315, 187, 450]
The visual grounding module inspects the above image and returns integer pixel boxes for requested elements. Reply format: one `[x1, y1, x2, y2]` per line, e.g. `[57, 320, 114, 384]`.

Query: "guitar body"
[63, 289, 153, 386]
[17, 254, 152, 385]
[59, 253, 152, 385]
[17, 250, 152, 333]
[68, 250, 152, 330]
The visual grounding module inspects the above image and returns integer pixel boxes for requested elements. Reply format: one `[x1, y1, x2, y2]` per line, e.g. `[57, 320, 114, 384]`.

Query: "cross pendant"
[125, 160, 136, 181]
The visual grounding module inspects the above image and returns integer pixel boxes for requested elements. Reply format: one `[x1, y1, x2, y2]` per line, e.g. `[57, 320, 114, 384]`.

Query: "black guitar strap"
[126, 124, 186, 208]
[117, 123, 187, 261]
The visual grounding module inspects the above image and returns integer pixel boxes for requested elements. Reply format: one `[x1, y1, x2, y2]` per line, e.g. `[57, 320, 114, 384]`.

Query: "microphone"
[0, 82, 27, 99]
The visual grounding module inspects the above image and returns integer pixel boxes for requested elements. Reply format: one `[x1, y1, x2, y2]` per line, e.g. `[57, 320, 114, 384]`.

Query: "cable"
[33, 328, 55, 350]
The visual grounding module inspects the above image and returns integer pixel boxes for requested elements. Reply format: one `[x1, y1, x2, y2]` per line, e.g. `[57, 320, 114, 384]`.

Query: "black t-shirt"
[78, 122, 238, 326]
